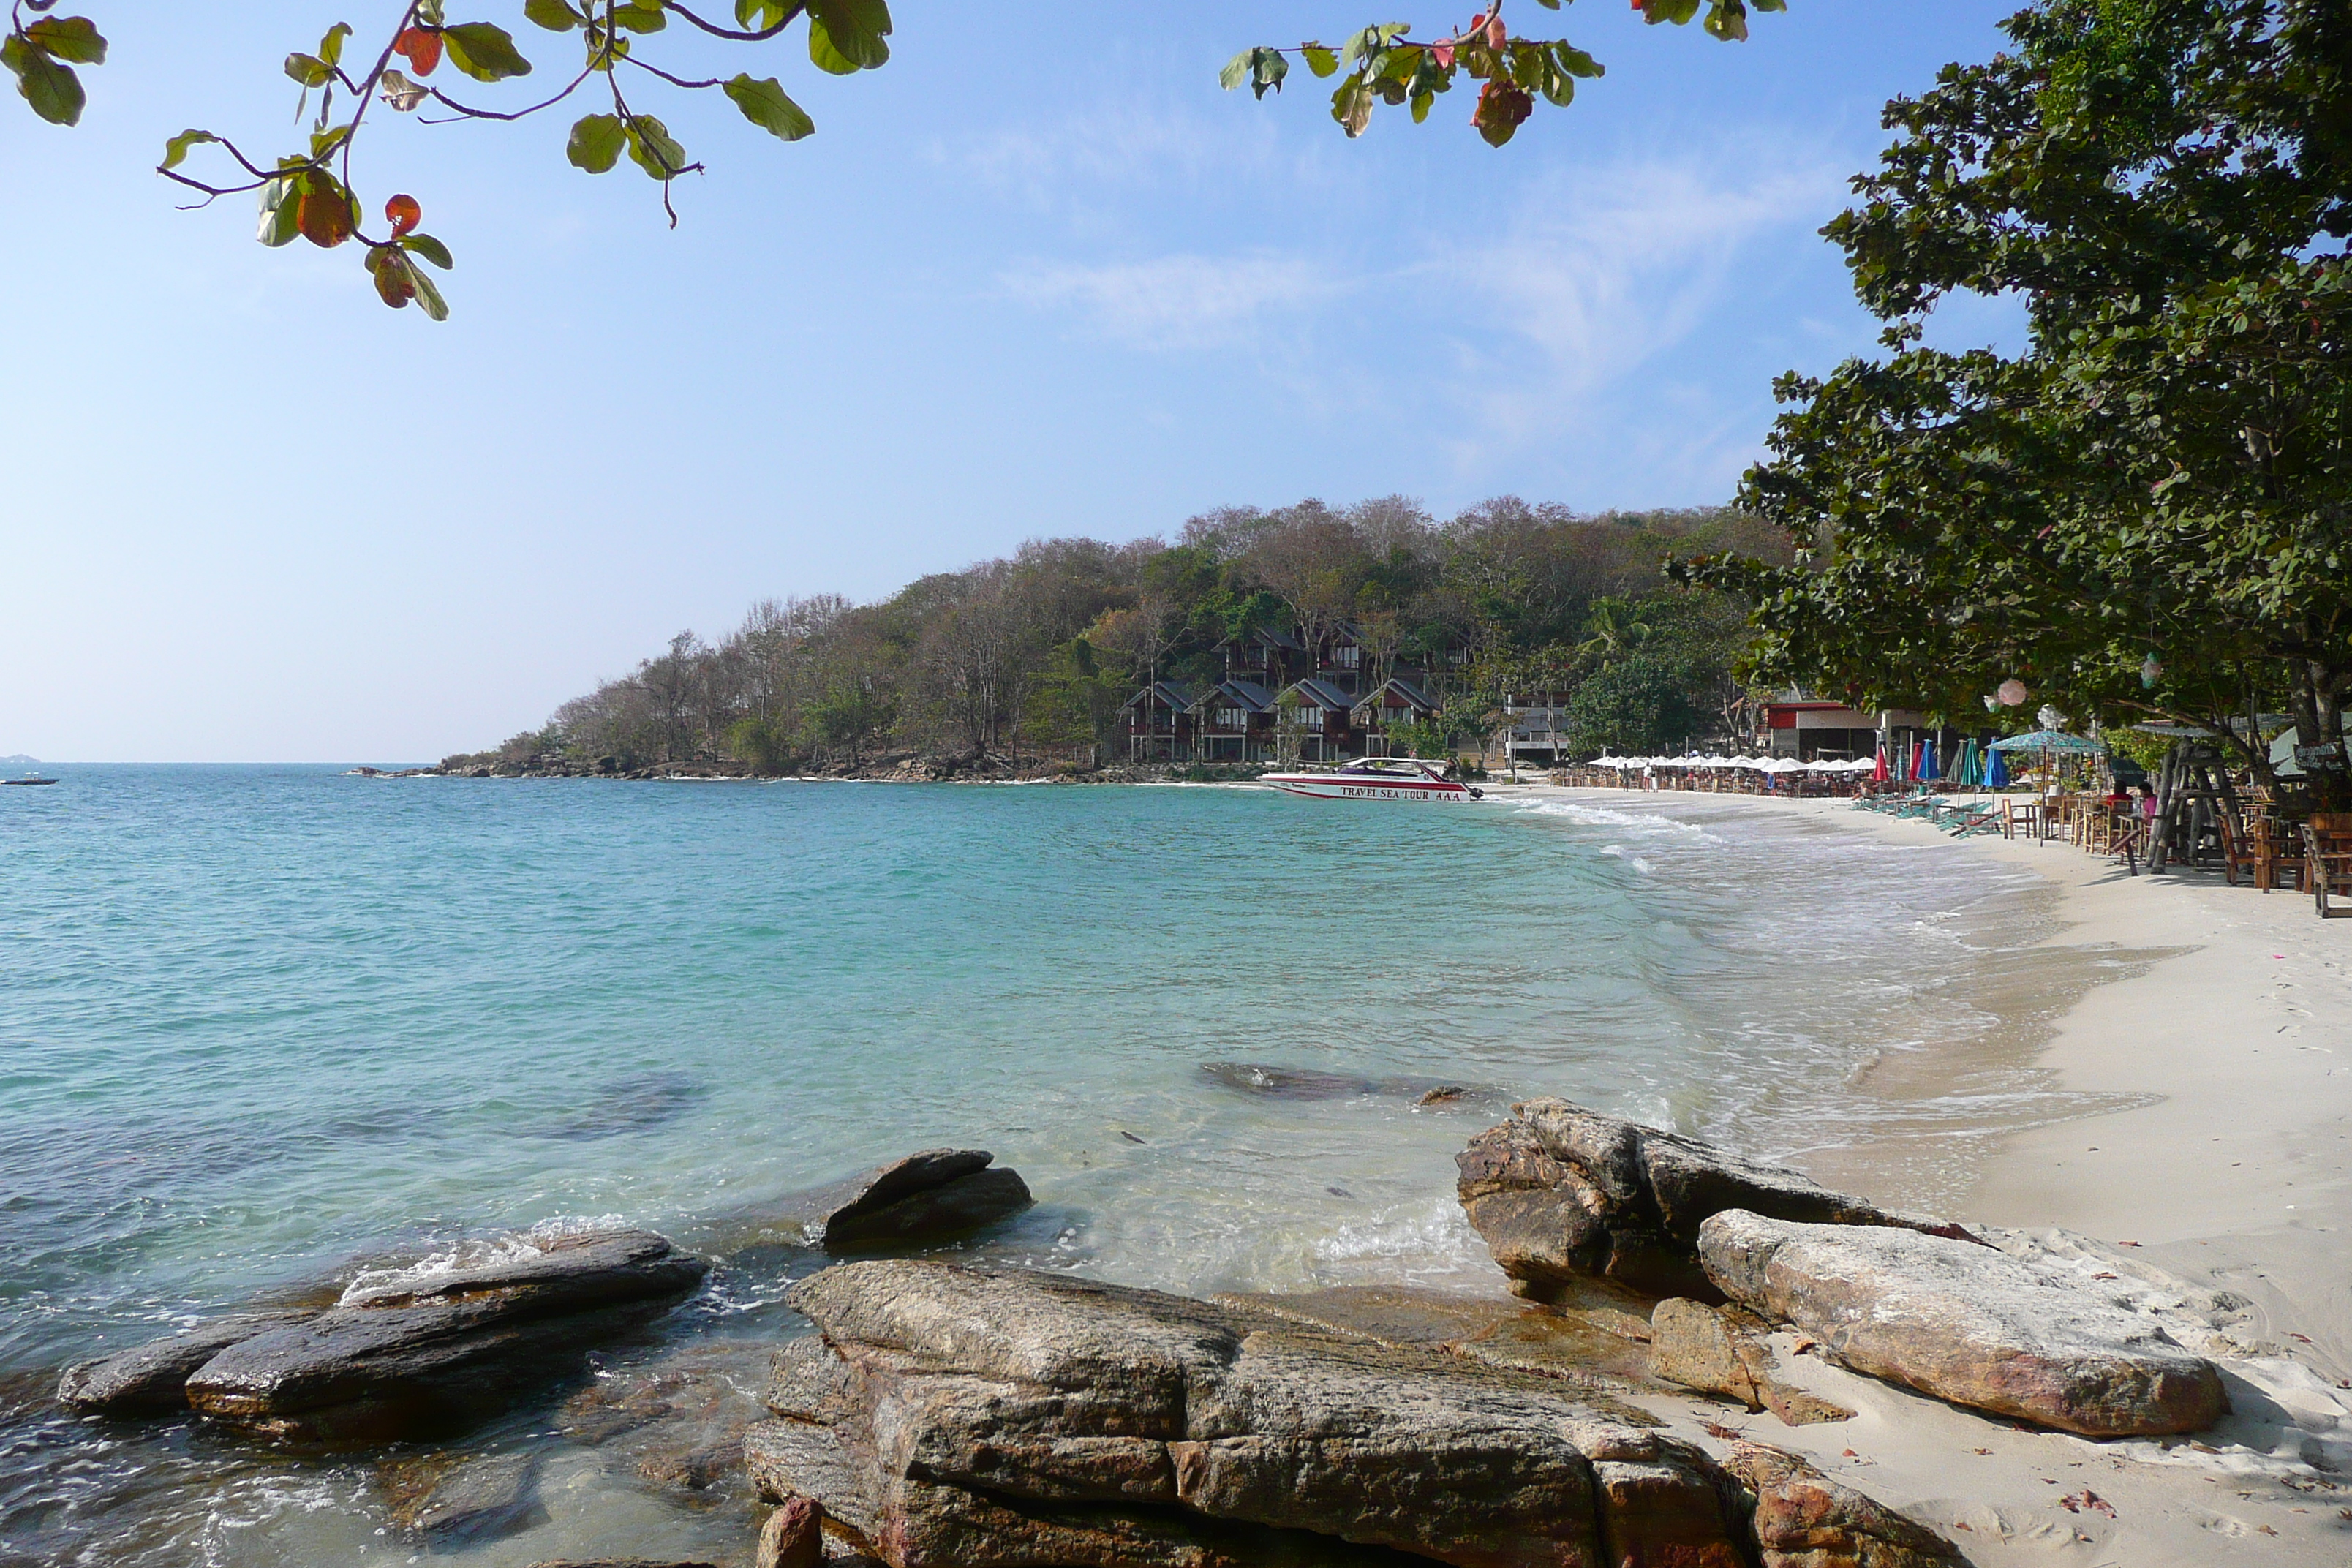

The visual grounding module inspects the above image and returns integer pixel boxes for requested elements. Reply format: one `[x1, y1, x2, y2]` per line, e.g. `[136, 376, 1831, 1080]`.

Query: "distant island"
[436, 497, 1784, 783]
[1, 755, 40, 766]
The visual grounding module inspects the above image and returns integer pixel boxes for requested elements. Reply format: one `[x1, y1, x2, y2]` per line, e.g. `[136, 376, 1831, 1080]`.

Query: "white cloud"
[1420, 155, 1853, 452]
[1002, 252, 1346, 352]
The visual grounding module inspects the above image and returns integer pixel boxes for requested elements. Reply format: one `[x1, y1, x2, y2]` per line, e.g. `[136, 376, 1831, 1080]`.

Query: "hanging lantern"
[1997, 678, 2028, 706]
[1982, 693, 2000, 712]
[2038, 704, 2067, 731]
[2140, 653, 2163, 688]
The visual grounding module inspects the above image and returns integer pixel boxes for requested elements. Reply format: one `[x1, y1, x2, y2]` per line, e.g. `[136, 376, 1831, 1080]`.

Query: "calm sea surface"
[1, 767, 2083, 1564]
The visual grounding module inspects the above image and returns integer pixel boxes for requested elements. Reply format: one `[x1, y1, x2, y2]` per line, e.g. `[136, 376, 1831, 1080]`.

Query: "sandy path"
[1504, 784, 2352, 1564]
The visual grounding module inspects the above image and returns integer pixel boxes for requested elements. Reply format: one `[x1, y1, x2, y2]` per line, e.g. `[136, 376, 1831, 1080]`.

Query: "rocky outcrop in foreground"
[791, 1148, 1035, 1249]
[1720, 1441, 1966, 1568]
[746, 1259, 1963, 1568]
[59, 1228, 707, 1441]
[1699, 1210, 2229, 1437]
[1455, 1098, 1978, 1301]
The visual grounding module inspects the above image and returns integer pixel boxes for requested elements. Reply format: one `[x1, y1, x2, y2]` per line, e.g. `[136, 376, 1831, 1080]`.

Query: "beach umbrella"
[1954, 738, 1981, 788]
[1986, 746, 2009, 788]
[1914, 735, 1938, 782]
[1871, 740, 1890, 783]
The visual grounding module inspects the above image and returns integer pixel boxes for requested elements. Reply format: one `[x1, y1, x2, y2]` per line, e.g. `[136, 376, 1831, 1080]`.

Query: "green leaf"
[523, 0, 581, 31]
[806, 0, 889, 70]
[1250, 48, 1287, 100]
[1303, 45, 1338, 79]
[399, 232, 454, 268]
[736, 0, 791, 26]
[255, 176, 301, 246]
[1218, 48, 1251, 92]
[3, 34, 85, 125]
[612, 2, 667, 33]
[310, 121, 352, 157]
[24, 15, 105, 64]
[440, 21, 532, 82]
[412, 260, 450, 321]
[317, 21, 351, 68]
[284, 52, 331, 88]
[807, 17, 857, 75]
[566, 110, 625, 172]
[160, 127, 216, 171]
[625, 113, 687, 178]
[724, 73, 813, 141]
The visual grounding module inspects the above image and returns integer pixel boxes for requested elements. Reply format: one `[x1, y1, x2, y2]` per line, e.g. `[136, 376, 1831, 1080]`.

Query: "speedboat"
[2, 775, 58, 786]
[1261, 758, 1483, 802]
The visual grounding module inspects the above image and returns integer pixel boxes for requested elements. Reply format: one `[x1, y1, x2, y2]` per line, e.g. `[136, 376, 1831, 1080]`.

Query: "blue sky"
[0, 2, 2021, 761]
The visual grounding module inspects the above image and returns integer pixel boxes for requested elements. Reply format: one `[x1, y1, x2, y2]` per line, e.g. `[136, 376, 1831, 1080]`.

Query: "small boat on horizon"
[3, 777, 59, 785]
[1260, 758, 1484, 802]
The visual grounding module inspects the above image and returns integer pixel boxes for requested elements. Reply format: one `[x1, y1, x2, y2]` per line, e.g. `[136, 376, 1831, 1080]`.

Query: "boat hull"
[1262, 775, 1477, 802]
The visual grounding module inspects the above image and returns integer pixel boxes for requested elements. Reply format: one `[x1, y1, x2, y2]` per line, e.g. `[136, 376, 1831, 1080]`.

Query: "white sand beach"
[1518, 785, 2352, 1564]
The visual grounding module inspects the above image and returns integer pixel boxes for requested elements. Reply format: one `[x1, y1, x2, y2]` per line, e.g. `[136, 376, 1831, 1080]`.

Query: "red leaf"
[296, 186, 355, 249]
[394, 26, 442, 77]
[385, 193, 421, 237]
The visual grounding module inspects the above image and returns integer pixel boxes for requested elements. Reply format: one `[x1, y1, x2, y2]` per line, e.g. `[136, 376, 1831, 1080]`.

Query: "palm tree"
[1577, 598, 1655, 668]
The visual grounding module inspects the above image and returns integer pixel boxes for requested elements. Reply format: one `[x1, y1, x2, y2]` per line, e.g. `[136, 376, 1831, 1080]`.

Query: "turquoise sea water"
[1, 767, 2067, 1564]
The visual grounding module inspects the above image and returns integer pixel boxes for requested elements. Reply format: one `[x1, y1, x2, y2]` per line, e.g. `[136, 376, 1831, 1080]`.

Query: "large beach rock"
[1697, 1210, 2228, 1437]
[796, 1149, 1035, 1250]
[57, 1311, 313, 1416]
[1455, 1098, 1978, 1300]
[1719, 1441, 1965, 1568]
[1647, 1300, 1852, 1428]
[183, 1229, 708, 1441]
[748, 1259, 1752, 1568]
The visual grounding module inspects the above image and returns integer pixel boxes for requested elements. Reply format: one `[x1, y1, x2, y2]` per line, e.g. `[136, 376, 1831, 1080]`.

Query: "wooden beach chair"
[2255, 815, 2307, 894]
[2304, 813, 2352, 917]
[2218, 815, 2259, 887]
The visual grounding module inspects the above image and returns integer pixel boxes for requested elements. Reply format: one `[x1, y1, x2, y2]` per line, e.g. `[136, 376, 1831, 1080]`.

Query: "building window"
[1333, 645, 1360, 668]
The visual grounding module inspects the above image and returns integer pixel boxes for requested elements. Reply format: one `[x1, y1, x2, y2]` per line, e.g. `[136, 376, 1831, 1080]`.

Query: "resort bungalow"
[1352, 678, 1441, 758]
[1276, 679, 1358, 763]
[1188, 679, 1278, 762]
[1313, 623, 1369, 697]
[1121, 681, 1199, 762]
[1214, 626, 1307, 691]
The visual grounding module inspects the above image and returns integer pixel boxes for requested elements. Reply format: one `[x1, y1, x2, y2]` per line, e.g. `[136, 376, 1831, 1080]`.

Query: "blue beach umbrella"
[1915, 736, 1937, 782]
[1986, 746, 2009, 788]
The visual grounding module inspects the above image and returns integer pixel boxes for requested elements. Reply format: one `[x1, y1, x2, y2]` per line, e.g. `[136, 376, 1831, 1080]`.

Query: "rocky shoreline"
[54, 1098, 2309, 1567]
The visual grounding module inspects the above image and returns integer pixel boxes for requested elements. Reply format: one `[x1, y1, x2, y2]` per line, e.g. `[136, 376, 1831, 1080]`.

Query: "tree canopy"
[1678, 0, 2352, 802]
[456, 497, 1779, 775]
[5, 2, 1777, 319]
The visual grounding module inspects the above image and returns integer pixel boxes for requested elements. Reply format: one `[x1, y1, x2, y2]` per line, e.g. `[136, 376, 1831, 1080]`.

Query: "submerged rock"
[182, 1229, 708, 1441]
[561, 1338, 769, 1499]
[750, 1258, 1752, 1568]
[796, 1149, 1034, 1250]
[385, 1449, 548, 1543]
[57, 1312, 313, 1417]
[1698, 1210, 2228, 1437]
[1455, 1098, 1979, 1300]
[1720, 1441, 1965, 1568]
[1200, 1061, 1488, 1104]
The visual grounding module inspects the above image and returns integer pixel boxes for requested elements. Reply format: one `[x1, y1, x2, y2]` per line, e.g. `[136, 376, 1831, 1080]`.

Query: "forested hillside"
[448, 497, 1788, 775]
